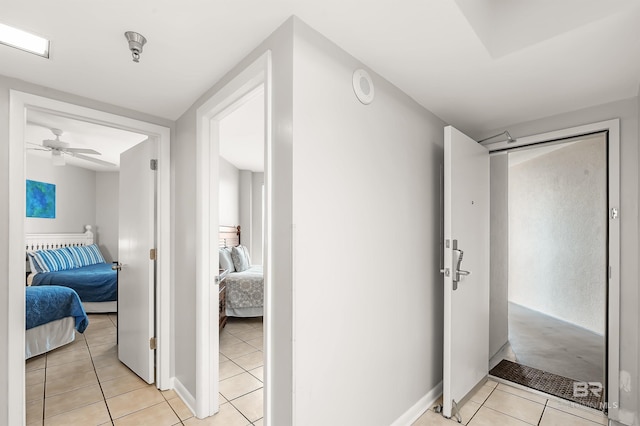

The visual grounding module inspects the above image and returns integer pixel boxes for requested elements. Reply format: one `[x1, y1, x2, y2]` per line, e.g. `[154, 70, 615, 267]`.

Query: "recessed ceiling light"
[0, 23, 49, 58]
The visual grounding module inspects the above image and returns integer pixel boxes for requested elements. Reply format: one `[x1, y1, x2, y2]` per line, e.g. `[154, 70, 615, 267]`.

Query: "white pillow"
[219, 248, 235, 272]
[231, 245, 251, 272]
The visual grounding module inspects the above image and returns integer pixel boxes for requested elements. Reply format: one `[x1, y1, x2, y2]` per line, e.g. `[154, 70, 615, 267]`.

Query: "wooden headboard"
[25, 225, 94, 251]
[219, 225, 241, 248]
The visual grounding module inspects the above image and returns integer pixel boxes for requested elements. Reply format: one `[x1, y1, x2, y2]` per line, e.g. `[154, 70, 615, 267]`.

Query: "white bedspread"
[225, 265, 263, 317]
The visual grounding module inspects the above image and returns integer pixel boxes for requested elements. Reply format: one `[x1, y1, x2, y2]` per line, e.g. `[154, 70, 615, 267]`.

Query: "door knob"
[112, 262, 122, 271]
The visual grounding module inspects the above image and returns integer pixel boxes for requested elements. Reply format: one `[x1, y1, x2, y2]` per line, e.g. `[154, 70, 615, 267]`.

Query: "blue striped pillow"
[32, 247, 78, 272]
[27, 252, 46, 273]
[68, 244, 106, 267]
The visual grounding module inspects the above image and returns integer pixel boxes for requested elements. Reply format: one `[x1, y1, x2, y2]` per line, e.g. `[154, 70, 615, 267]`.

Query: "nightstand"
[218, 269, 228, 330]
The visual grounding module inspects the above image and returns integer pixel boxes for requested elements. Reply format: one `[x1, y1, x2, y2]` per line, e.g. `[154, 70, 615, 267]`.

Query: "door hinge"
[610, 207, 619, 219]
[150, 337, 157, 350]
[150, 248, 157, 260]
[150, 159, 158, 171]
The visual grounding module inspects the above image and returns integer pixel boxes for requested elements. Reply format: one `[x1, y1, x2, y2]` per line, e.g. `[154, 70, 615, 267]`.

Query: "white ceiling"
[26, 110, 147, 171]
[2, 1, 639, 138]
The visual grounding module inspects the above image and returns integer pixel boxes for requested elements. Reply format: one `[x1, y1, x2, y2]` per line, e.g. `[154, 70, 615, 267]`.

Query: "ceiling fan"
[27, 128, 116, 167]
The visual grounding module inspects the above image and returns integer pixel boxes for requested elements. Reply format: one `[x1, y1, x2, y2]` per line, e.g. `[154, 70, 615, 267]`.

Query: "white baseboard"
[172, 377, 197, 418]
[391, 381, 443, 426]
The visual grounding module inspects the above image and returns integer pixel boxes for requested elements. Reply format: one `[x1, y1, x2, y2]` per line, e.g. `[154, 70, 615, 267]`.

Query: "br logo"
[573, 382, 603, 397]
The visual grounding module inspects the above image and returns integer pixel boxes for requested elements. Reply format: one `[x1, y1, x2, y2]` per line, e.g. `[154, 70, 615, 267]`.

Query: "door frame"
[194, 51, 271, 418]
[8, 91, 171, 425]
[482, 118, 620, 420]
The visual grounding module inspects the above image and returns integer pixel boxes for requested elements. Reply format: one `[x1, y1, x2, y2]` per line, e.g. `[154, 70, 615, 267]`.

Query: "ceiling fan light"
[51, 150, 65, 166]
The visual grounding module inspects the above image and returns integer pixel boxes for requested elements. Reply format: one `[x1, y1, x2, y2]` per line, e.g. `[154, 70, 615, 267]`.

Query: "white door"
[442, 126, 490, 419]
[118, 138, 156, 384]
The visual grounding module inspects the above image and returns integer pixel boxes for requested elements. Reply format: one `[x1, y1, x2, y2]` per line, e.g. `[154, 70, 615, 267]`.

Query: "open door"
[442, 126, 490, 419]
[118, 138, 156, 384]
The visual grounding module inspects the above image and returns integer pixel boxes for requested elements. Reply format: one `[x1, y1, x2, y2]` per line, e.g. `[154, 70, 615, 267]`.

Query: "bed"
[26, 285, 89, 358]
[26, 225, 118, 313]
[219, 225, 264, 317]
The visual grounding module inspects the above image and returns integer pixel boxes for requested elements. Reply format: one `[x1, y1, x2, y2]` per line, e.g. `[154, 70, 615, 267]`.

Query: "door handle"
[451, 240, 471, 290]
[112, 262, 122, 271]
[215, 269, 229, 284]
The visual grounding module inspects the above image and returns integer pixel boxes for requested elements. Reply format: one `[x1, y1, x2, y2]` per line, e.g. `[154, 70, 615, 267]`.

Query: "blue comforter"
[26, 286, 88, 333]
[31, 263, 117, 302]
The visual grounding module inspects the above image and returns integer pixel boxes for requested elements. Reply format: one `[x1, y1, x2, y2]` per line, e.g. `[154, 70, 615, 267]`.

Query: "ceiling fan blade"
[64, 148, 102, 155]
[27, 141, 49, 148]
[27, 148, 50, 151]
[71, 153, 117, 167]
[43, 139, 68, 149]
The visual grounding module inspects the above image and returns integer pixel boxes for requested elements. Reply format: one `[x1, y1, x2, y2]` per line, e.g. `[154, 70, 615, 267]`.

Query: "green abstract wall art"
[26, 180, 56, 218]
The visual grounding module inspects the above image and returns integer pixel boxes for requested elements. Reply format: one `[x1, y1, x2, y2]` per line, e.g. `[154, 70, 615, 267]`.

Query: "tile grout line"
[39, 353, 48, 424]
[493, 386, 549, 426]
[162, 390, 192, 424]
[41, 332, 95, 422]
[465, 385, 497, 425]
[220, 319, 264, 423]
[85, 319, 116, 423]
[536, 399, 550, 425]
[479, 405, 538, 426]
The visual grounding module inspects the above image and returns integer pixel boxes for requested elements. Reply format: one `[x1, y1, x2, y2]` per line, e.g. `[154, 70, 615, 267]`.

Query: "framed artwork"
[26, 180, 56, 218]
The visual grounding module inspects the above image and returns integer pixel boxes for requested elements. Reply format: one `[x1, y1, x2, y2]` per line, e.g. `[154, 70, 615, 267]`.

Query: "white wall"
[489, 153, 509, 357]
[173, 16, 446, 424]
[483, 97, 639, 424]
[25, 156, 120, 264]
[239, 170, 264, 264]
[509, 137, 607, 334]
[637, 91, 640, 422]
[291, 20, 446, 425]
[25, 154, 96, 234]
[251, 172, 264, 265]
[219, 156, 240, 226]
[95, 172, 119, 263]
[239, 170, 251, 251]
[173, 19, 295, 423]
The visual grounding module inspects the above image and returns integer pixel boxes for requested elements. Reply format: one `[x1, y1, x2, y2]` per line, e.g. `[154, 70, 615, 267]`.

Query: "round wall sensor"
[353, 69, 374, 105]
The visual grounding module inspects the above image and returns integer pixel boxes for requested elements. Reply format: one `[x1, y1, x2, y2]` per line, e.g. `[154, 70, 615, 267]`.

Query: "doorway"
[440, 119, 620, 424]
[194, 52, 271, 419]
[218, 84, 265, 423]
[9, 91, 171, 425]
[486, 119, 620, 419]
[490, 133, 608, 410]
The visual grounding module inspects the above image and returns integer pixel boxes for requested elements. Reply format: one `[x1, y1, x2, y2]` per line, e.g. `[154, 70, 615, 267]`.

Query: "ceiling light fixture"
[51, 150, 65, 166]
[0, 23, 49, 58]
[124, 31, 147, 63]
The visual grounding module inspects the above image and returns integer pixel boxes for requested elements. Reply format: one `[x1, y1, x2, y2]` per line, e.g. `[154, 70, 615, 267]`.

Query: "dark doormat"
[489, 359, 604, 410]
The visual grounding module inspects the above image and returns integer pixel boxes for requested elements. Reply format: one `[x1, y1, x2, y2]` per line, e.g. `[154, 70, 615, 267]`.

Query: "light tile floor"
[33, 315, 604, 426]
[25, 314, 264, 426]
[413, 379, 609, 426]
[215, 316, 264, 426]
